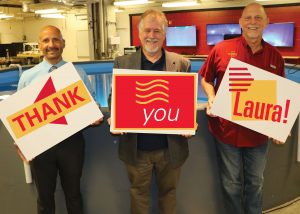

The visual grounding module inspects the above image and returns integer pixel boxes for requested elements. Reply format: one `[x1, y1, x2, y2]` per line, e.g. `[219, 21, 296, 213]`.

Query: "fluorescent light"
[0, 14, 14, 19]
[114, 0, 149, 6]
[35, 9, 60, 14]
[41, 13, 65, 19]
[162, 1, 199, 7]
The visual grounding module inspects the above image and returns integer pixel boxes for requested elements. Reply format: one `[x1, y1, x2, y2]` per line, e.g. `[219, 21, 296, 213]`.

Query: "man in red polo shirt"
[200, 3, 285, 214]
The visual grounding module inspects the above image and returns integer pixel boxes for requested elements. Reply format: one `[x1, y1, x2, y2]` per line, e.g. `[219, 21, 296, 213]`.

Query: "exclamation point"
[283, 99, 290, 123]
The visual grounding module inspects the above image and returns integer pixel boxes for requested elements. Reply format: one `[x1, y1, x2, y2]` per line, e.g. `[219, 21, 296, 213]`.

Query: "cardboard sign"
[211, 58, 300, 142]
[0, 63, 103, 160]
[110, 69, 198, 134]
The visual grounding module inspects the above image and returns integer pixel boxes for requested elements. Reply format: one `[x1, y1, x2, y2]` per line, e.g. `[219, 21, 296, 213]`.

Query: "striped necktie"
[49, 65, 57, 73]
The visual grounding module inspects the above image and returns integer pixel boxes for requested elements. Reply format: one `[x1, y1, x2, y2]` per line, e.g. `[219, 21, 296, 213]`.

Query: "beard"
[144, 45, 160, 54]
[143, 38, 161, 54]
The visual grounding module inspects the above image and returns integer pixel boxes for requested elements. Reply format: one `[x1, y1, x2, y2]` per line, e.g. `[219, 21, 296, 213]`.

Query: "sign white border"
[110, 69, 198, 135]
[211, 58, 300, 142]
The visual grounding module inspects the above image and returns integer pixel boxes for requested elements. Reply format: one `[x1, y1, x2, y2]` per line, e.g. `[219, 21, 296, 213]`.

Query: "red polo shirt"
[200, 36, 285, 147]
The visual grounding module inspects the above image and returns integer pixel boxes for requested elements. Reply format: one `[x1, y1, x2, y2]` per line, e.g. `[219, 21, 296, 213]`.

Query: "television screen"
[206, 24, 241, 45]
[263, 22, 294, 47]
[166, 26, 197, 47]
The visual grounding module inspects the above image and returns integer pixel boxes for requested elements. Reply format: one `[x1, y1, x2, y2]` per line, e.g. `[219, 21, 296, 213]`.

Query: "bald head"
[241, 3, 267, 19]
[39, 25, 63, 41]
[39, 25, 65, 65]
[239, 2, 269, 42]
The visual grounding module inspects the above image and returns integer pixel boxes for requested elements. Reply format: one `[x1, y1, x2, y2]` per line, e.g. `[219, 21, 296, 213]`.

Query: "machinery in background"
[16, 42, 42, 65]
[108, 36, 120, 59]
[124, 46, 138, 55]
[0, 42, 42, 67]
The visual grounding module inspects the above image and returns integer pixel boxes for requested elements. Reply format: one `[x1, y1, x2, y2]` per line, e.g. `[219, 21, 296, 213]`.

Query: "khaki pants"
[126, 149, 181, 214]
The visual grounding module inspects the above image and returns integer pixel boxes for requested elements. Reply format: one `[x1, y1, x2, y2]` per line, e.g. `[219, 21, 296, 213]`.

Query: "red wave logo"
[135, 79, 169, 105]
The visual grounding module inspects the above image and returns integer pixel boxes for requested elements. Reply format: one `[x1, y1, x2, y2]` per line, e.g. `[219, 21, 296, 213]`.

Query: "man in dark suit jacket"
[108, 9, 193, 214]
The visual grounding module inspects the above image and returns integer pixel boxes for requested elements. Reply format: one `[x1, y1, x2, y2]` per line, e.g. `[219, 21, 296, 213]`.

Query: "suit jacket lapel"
[165, 50, 177, 72]
[132, 49, 142, 70]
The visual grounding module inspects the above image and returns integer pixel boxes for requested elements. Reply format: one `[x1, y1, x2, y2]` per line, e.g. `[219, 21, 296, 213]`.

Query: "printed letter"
[11, 114, 26, 132]
[143, 108, 155, 126]
[233, 92, 242, 116]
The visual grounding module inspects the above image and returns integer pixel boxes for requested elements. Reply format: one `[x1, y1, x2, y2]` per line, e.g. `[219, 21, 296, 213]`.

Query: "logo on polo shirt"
[7, 77, 91, 139]
[228, 51, 237, 57]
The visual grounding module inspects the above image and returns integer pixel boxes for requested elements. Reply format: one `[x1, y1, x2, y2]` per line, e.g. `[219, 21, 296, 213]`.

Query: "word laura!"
[233, 92, 291, 123]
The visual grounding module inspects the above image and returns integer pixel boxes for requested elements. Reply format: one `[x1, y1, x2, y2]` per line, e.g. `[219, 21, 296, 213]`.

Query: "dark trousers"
[126, 149, 181, 214]
[31, 132, 85, 214]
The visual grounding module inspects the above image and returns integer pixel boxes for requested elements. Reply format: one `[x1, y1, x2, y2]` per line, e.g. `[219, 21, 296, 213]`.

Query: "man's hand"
[14, 143, 31, 162]
[91, 117, 104, 126]
[269, 133, 291, 145]
[181, 133, 193, 138]
[206, 97, 217, 117]
[270, 138, 285, 145]
[107, 117, 125, 135]
[181, 123, 198, 138]
[91, 103, 104, 125]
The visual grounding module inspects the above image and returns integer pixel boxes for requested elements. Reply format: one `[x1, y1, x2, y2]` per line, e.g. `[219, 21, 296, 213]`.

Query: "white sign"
[211, 58, 300, 142]
[0, 63, 103, 160]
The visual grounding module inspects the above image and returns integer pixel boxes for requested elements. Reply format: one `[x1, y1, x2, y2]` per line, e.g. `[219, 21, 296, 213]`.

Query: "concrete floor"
[264, 198, 300, 214]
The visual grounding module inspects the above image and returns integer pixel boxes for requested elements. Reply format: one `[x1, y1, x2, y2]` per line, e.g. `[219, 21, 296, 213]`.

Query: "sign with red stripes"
[110, 69, 198, 135]
[211, 58, 300, 142]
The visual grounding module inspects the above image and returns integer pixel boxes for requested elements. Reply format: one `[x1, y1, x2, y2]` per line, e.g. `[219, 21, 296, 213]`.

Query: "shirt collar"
[241, 36, 265, 55]
[141, 48, 165, 64]
[42, 59, 66, 70]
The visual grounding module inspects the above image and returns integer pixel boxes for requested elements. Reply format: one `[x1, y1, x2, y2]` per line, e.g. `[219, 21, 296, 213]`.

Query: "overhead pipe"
[87, 0, 109, 60]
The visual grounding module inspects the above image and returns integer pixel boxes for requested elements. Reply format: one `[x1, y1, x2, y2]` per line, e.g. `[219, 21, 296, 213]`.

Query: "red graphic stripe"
[229, 73, 251, 76]
[228, 66, 252, 92]
[229, 67, 248, 70]
[229, 83, 251, 86]
[229, 89, 248, 92]
[229, 78, 254, 81]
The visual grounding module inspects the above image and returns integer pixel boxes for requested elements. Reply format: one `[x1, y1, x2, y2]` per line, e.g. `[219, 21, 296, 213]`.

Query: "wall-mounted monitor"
[206, 24, 241, 45]
[263, 22, 294, 47]
[166, 26, 197, 47]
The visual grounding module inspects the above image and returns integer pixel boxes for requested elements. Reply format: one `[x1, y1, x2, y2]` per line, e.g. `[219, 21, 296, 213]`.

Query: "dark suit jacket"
[110, 49, 191, 168]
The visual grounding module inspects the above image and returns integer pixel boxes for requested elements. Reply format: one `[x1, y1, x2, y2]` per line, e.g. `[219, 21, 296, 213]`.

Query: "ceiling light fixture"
[35, 9, 61, 14]
[40, 13, 65, 19]
[0, 14, 14, 19]
[162, 0, 200, 7]
[114, 0, 150, 6]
